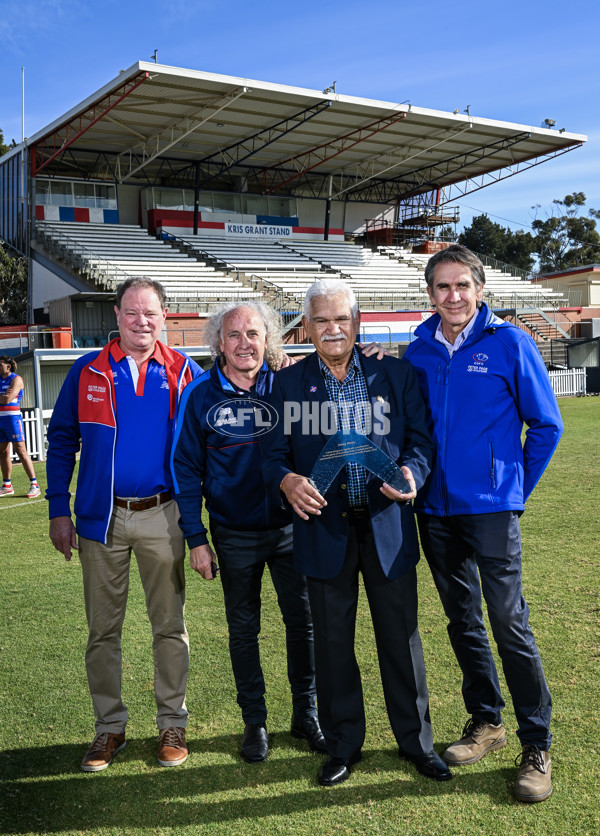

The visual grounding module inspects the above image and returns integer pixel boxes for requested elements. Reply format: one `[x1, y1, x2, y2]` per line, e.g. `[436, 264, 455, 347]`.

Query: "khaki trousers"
[79, 499, 189, 734]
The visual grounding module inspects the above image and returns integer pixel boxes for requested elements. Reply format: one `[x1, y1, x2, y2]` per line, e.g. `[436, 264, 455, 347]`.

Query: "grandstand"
[0, 58, 594, 420]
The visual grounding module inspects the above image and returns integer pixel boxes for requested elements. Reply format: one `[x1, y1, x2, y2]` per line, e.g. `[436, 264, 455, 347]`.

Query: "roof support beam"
[191, 100, 333, 189]
[329, 124, 473, 200]
[343, 132, 532, 203]
[252, 110, 408, 194]
[116, 87, 250, 182]
[439, 143, 584, 205]
[32, 72, 149, 176]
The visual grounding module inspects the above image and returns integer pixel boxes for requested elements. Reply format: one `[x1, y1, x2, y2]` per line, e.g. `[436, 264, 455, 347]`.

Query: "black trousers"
[210, 521, 317, 725]
[306, 515, 434, 760]
[418, 511, 552, 749]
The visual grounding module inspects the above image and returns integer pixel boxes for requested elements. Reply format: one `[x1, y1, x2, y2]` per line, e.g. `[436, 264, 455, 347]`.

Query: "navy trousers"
[418, 510, 552, 750]
[210, 521, 317, 725]
[306, 515, 434, 760]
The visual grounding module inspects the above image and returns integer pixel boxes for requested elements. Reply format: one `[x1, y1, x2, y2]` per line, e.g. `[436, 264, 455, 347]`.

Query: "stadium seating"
[35, 222, 264, 305]
[34, 221, 569, 316]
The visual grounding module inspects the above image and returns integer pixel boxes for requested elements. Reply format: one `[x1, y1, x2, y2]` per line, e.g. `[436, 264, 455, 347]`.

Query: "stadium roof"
[26, 61, 586, 206]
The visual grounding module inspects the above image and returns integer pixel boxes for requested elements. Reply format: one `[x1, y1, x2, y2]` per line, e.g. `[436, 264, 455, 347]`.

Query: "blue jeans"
[418, 511, 551, 750]
[210, 521, 317, 725]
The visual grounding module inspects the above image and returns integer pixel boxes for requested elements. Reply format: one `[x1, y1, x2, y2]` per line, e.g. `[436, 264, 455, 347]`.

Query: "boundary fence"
[9, 408, 46, 462]
[548, 368, 587, 397]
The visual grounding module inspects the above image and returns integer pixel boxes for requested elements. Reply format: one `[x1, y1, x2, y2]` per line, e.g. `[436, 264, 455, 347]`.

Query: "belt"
[114, 490, 172, 512]
[348, 506, 369, 518]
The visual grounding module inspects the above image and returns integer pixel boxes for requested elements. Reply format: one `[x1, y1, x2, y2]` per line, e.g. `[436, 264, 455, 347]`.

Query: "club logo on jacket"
[468, 352, 489, 374]
[86, 384, 107, 403]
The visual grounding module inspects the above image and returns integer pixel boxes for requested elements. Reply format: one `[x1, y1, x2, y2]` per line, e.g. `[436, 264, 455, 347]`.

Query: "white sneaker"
[26, 484, 41, 499]
[0, 485, 15, 496]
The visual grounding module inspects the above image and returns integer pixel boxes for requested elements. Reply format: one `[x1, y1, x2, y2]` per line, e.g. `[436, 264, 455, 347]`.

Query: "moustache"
[321, 334, 347, 342]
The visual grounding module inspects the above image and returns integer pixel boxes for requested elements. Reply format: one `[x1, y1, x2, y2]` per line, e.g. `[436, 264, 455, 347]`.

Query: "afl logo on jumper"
[207, 398, 279, 439]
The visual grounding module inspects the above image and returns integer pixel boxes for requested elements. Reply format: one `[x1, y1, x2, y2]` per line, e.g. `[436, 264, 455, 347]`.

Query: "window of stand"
[35, 179, 117, 209]
[148, 188, 296, 218]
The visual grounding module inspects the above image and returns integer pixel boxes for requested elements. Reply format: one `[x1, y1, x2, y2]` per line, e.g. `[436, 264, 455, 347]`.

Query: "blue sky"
[1, 0, 599, 235]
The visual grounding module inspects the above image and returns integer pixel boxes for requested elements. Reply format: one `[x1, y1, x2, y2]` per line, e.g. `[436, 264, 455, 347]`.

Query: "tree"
[531, 192, 600, 273]
[458, 214, 535, 272]
[0, 128, 10, 157]
[0, 245, 28, 324]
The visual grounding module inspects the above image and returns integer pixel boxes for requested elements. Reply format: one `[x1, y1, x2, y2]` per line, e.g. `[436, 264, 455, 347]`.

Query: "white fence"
[549, 368, 587, 398]
[9, 408, 46, 462]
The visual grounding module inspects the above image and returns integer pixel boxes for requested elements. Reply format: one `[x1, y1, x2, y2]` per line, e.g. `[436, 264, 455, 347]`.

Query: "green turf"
[0, 396, 599, 835]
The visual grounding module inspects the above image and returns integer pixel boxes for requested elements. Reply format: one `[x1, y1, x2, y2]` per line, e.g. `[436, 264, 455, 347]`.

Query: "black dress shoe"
[241, 723, 268, 763]
[398, 749, 452, 781]
[290, 713, 328, 754]
[318, 752, 362, 787]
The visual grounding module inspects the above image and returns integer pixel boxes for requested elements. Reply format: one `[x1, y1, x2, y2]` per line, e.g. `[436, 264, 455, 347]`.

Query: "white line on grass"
[0, 499, 46, 510]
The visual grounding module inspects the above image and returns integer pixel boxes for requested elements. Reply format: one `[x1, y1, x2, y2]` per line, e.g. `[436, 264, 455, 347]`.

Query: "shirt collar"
[110, 339, 164, 366]
[318, 346, 360, 380]
[434, 310, 478, 355]
[216, 359, 267, 394]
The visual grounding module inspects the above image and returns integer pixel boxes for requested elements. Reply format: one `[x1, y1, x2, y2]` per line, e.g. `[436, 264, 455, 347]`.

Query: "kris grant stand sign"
[225, 222, 293, 238]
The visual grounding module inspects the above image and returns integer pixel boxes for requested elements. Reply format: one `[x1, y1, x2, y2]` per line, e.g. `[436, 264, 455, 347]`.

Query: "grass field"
[0, 396, 599, 836]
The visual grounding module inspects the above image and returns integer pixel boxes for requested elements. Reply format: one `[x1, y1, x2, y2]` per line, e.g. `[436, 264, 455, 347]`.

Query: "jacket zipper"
[489, 438, 497, 489]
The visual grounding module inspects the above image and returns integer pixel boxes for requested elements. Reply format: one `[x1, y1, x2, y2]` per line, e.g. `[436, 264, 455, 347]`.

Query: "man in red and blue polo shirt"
[46, 277, 202, 773]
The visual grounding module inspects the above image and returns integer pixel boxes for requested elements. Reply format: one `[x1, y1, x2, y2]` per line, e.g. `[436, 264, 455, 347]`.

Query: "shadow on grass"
[1, 735, 517, 833]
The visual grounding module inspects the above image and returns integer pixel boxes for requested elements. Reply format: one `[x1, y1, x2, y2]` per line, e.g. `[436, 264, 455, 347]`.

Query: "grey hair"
[205, 301, 283, 370]
[116, 276, 167, 309]
[303, 279, 358, 320]
[424, 244, 486, 290]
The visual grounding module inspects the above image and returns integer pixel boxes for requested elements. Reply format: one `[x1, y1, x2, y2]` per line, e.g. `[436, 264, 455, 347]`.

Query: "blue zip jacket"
[171, 361, 292, 548]
[46, 339, 202, 543]
[403, 303, 563, 516]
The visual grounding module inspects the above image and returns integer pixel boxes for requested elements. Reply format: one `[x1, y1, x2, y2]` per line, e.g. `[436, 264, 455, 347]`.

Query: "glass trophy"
[309, 429, 411, 496]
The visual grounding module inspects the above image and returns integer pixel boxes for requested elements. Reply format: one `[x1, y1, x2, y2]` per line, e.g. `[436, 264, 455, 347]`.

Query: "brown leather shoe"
[158, 726, 188, 767]
[514, 745, 552, 803]
[443, 718, 506, 765]
[81, 732, 126, 772]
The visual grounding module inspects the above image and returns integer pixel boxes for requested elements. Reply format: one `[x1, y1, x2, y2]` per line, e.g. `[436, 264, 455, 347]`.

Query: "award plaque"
[309, 429, 411, 496]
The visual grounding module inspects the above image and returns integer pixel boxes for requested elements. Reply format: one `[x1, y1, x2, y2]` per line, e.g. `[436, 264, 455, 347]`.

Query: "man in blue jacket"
[47, 277, 202, 773]
[262, 279, 451, 787]
[404, 244, 563, 803]
[171, 301, 326, 764]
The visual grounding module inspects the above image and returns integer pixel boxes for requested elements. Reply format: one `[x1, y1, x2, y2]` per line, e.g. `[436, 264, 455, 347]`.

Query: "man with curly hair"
[171, 302, 326, 764]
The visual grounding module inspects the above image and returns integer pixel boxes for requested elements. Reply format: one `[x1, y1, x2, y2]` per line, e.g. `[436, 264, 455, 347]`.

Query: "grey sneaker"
[514, 745, 552, 803]
[443, 718, 507, 765]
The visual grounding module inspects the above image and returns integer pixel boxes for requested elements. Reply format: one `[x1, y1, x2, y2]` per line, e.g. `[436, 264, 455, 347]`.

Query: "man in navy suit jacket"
[262, 279, 451, 787]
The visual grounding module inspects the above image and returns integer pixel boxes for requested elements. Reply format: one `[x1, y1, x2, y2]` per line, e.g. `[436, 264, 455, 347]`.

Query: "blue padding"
[256, 215, 298, 226]
[59, 207, 75, 221]
[103, 209, 119, 223]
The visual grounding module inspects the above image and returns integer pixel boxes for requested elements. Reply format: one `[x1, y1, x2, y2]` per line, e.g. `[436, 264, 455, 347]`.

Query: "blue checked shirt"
[319, 347, 369, 508]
